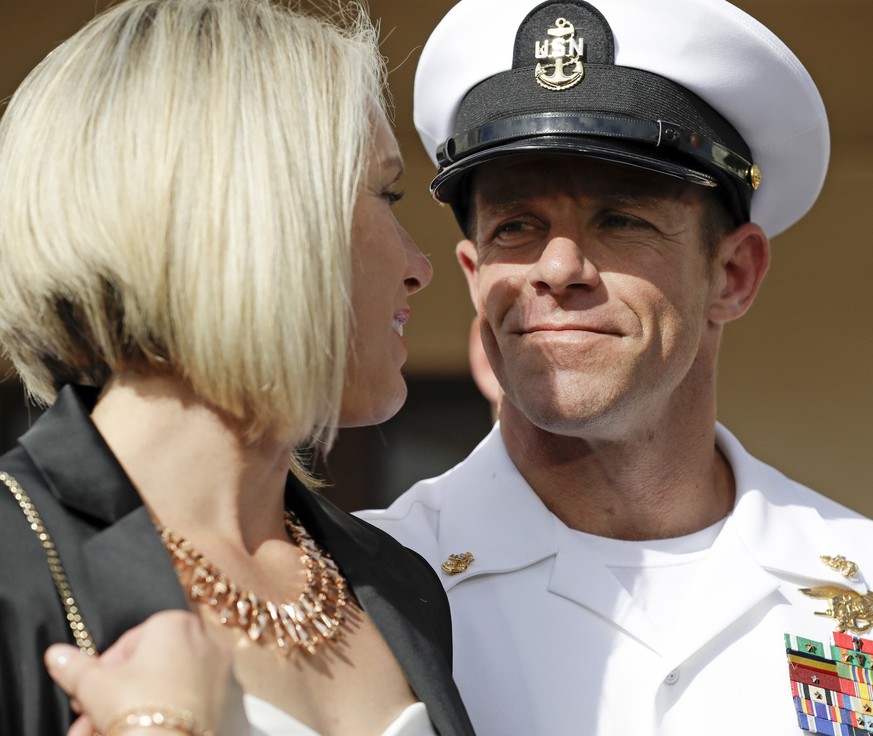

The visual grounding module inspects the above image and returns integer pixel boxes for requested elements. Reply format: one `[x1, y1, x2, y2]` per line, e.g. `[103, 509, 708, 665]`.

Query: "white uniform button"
[664, 669, 680, 685]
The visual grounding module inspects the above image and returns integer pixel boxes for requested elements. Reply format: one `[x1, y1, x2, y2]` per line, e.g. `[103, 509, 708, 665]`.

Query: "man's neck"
[498, 402, 735, 541]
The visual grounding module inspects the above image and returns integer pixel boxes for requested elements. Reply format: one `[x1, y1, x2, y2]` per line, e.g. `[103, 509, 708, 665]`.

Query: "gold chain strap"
[1, 471, 96, 655]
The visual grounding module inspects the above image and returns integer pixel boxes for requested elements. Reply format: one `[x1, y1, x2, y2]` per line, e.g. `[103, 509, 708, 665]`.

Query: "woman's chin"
[338, 386, 408, 429]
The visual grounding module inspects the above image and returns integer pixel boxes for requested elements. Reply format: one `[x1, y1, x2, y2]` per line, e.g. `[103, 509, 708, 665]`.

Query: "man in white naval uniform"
[359, 0, 873, 734]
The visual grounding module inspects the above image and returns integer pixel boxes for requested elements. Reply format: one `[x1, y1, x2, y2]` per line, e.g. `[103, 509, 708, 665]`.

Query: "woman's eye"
[384, 190, 404, 205]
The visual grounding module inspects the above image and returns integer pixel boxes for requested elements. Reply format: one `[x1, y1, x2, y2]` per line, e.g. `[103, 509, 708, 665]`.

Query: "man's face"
[461, 154, 723, 440]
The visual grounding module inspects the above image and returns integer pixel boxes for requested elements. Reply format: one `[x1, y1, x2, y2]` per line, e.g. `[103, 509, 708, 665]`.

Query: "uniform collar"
[436, 421, 864, 592]
[717, 423, 869, 595]
[433, 422, 560, 592]
[434, 422, 866, 662]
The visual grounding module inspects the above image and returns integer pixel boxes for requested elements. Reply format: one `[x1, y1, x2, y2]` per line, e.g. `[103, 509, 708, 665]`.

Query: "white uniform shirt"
[357, 424, 873, 735]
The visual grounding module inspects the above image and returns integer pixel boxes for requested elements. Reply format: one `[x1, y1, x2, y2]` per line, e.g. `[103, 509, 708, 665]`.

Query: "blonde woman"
[0, 1, 474, 734]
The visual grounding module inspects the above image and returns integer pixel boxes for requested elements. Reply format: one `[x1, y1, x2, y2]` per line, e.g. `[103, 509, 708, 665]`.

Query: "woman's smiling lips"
[392, 309, 410, 337]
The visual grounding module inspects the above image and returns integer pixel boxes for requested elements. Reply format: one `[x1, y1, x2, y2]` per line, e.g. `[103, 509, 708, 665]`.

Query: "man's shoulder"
[355, 424, 508, 557]
[353, 465, 458, 559]
[720, 423, 873, 529]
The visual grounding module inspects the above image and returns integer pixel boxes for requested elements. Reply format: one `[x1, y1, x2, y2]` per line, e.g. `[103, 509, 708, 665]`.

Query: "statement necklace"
[158, 512, 358, 656]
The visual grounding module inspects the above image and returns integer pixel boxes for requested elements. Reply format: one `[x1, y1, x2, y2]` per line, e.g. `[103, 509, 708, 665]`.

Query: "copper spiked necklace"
[158, 512, 358, 655]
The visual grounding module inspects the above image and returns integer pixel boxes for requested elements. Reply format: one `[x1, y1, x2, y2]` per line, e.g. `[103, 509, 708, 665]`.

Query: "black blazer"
[0, 385, 474, 736]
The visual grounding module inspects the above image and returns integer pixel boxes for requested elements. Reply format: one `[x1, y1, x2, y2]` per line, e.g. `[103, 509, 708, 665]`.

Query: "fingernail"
[46, 644, 74, 669]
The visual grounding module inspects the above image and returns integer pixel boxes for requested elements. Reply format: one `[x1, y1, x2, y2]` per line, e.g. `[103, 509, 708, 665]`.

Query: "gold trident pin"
[441, 552, 474, 575]
[799, 554, 872, 634]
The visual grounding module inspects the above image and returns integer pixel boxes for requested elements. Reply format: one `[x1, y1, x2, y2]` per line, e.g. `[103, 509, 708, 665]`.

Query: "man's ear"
[456, 239, 480, 309]
[708, 223, 770, 325]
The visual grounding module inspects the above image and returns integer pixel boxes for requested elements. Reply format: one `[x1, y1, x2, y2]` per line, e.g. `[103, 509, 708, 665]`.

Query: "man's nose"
[528, 236, 600, 295]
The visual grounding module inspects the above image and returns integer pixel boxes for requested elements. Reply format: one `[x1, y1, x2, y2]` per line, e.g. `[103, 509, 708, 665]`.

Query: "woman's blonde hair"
[0, 0, 386, 450]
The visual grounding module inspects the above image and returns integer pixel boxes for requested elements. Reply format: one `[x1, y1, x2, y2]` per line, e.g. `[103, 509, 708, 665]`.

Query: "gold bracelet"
[104, 705, 215, 736]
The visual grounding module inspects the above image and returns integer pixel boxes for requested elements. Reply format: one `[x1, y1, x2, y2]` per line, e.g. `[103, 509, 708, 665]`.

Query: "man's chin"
[504, 390, 627, 436]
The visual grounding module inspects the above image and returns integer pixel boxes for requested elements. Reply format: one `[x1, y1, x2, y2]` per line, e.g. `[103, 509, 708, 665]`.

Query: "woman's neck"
[89, 373, 294, 551]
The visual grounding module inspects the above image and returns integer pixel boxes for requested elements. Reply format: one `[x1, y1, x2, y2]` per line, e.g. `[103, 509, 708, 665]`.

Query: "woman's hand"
[45, 610, 248, 736]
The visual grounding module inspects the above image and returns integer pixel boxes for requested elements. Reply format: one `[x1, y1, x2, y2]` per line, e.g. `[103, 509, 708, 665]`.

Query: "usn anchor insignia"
[441, 552, 475, 575]
[535, 17, 584, 91]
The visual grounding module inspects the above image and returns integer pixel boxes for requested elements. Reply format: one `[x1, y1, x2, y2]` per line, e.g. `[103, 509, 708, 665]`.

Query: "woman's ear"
[708, 222, 770, 325]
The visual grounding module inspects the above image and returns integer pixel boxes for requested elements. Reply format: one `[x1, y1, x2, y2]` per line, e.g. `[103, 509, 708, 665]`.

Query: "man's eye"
[601, 213, 651, 230]
[603, 214, 637, 227]
[481, 217, 545, 249]
[497, 221, 528, 234]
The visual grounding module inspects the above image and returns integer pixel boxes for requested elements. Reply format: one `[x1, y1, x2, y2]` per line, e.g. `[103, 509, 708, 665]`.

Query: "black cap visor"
[433, 128, 754, 232]
[434, 116, 728, 193]
[434, 56, 758, 230]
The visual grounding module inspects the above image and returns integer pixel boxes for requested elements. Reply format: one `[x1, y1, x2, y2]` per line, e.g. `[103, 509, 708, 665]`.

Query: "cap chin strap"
[436, 112, 759, 192]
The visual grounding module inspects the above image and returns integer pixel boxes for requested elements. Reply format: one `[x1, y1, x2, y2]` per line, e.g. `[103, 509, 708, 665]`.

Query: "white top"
[358, 423, 873, 735]
[245, 697, 436, 736]
[572, 519, 726, 649]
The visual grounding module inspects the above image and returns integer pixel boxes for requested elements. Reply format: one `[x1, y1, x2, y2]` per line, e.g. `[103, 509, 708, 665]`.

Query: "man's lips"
[517, 324, 619, 336]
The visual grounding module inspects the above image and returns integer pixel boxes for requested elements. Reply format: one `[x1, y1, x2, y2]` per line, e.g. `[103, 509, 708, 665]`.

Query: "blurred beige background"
[1, 0, 871, 512]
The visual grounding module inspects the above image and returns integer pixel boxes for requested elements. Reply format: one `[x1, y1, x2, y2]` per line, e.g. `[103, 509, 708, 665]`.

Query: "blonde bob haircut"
[0, 0, 387, 450]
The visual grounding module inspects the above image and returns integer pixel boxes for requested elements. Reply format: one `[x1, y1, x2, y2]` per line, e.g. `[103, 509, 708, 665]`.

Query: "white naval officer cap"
[414, 0, 829, 238]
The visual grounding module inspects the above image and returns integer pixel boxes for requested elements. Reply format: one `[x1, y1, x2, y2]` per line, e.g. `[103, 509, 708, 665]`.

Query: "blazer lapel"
[18, 385, 187, 652]
[288, 482, 473, 735]
[19, 386, 471, 732]
[80, 507, 188, 650]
